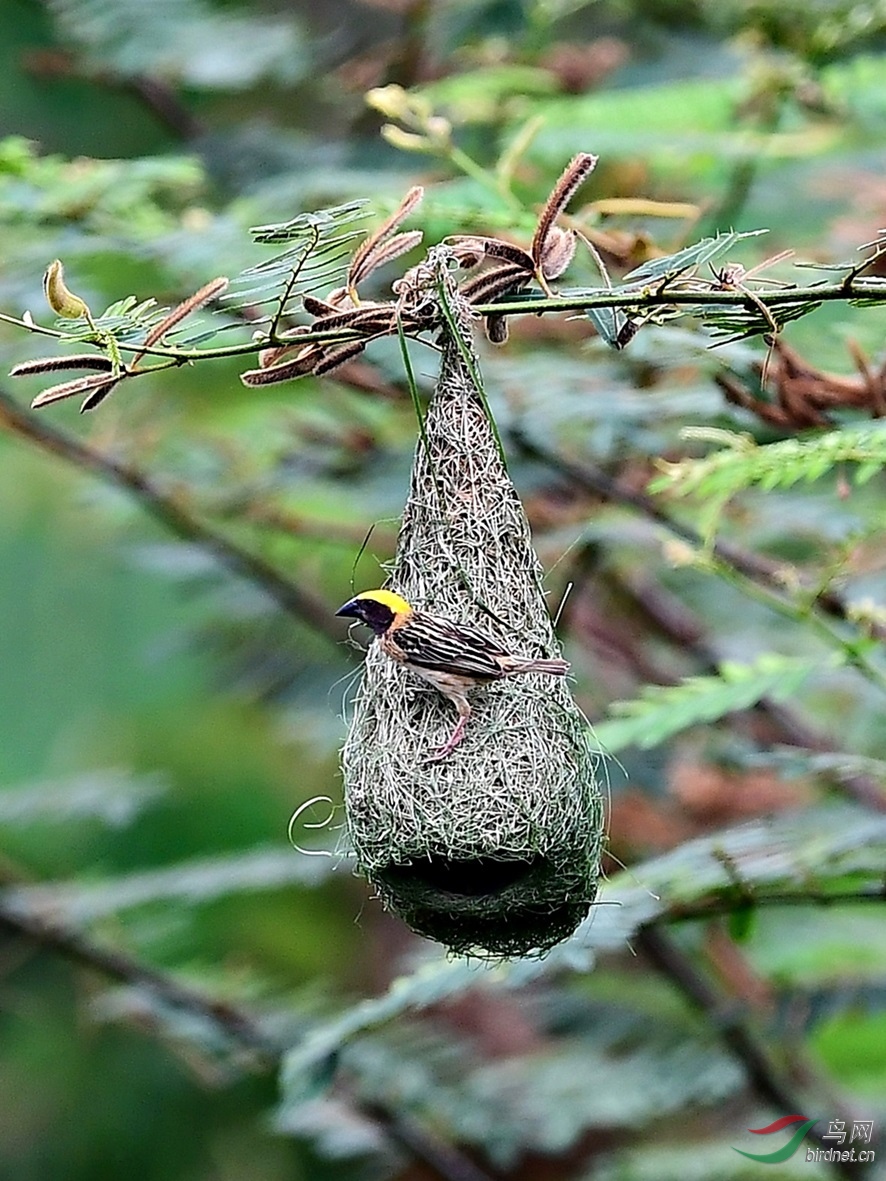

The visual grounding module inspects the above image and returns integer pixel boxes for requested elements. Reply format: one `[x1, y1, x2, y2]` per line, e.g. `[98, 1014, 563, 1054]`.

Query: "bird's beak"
[335, 598, 360, 619]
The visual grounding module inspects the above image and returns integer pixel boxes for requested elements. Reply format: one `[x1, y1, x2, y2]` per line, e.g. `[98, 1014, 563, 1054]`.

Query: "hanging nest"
[342, 254, 604, 957]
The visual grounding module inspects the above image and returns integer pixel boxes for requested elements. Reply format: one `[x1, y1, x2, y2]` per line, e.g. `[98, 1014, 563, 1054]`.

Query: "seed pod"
[11, 354, 114, 378]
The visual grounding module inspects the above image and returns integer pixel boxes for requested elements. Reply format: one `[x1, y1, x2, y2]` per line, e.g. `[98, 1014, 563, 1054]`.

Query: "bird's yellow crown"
[354, 588, 413, 616]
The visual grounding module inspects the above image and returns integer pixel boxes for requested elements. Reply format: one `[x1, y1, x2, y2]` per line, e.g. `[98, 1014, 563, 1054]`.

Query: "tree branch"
[656, 884, 886, 922]
[0, 390, 342, 645]
[513, 426, 884, 633]
[515, 429, 886, 811]
[635, 927, 878, 1180]
[0, 897, 495, 1181]
[5, 277, 886, 367]
[472, 278, 886, 318]
[0, 902, 279, 1060]
[614, 572, 886, 813]
[126, 75, 204, 139]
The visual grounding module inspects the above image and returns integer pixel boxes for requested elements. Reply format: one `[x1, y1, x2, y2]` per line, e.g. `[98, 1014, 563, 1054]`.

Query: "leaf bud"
[380, 125, 430, 153]
[43, 259, 91, 320]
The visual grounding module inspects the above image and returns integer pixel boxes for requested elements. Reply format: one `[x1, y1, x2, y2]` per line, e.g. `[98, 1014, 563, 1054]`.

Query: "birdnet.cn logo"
[732, 1115, 876, 1164]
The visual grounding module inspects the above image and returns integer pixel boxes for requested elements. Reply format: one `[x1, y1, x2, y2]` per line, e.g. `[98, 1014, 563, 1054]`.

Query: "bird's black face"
[335, 597, 396, 636]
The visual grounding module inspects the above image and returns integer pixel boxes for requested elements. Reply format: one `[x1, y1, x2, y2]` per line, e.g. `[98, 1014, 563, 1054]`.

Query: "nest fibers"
[341, 256, 604, 957]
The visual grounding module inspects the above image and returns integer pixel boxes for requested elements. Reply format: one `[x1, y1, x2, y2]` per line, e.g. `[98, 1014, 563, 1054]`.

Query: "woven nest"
[342, 258, 604, 957]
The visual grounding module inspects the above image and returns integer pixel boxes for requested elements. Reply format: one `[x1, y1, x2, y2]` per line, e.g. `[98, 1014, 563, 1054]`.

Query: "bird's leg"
[427, 698, 471, 761]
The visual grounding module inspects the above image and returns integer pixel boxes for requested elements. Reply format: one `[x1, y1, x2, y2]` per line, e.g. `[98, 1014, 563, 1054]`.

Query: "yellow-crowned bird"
[336, 588, 569, 758]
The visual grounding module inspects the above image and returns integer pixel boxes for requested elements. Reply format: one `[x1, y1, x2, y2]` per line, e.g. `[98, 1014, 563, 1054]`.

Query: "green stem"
[706, 553, 886, 697]
[0, 390, 340, 644]
[396, 312, 444, 509]
[446, 144, 523, 213]
[435, 276, 508, 468]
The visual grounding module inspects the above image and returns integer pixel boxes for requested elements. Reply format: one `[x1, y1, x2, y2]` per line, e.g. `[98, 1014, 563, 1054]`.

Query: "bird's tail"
[501, 656, 570, 677]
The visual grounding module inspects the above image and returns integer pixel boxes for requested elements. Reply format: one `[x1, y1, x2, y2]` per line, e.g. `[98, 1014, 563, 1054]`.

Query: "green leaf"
[0, 768, 167, 827]
[585, 305, 628, 347]
[728, 904, 756, 943]
[327, 1018, 743, 1168]
[278, 806, 886, 1103]
[416, 65, 559, 122]
[593, 654, 832, 755]
[651, 423, 886, 504]
[47, 0, 311, 89]
[1, 844, 337, 924]
[702, 296, 822, 341]
[620, 230, 768, 288]
[222, 201, 369, 325]
[281, 958, 492, 1104]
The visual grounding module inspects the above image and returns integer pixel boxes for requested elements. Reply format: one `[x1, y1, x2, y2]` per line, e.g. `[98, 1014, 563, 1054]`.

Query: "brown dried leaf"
[539, 225, 577, 280]
[313, 342, 368, 376]
[323, 286, 358, 309]
[258, 344, 296, 368]
[241, 350, 317, 386]
[133, 276, 228, 363]
[348, 185, 424, 289]
[485, 315, 509, 345]
[80, 380, 122, 413]
[311, 303, 393, 334]
[460, 262, 531, 304]
[302, 295, 341, 317]
[448, 236, 534, 272]
[352, 229, 423, 284]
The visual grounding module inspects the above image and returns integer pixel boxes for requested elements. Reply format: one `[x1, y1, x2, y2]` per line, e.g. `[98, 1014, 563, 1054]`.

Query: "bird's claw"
[424, 718, 468, 762]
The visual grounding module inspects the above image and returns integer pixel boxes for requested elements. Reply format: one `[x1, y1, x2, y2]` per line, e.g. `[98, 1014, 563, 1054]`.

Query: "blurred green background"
[1, 1, 886, 1178]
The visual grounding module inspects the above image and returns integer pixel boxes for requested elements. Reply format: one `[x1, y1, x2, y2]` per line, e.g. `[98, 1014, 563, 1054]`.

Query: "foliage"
[593, 653, 833, 754]
[47, 0, 311, 88]
[654, 423, 886, 501]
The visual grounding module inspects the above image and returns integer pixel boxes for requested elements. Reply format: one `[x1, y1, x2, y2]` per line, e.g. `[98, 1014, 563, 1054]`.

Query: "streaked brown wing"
[393, 612, 505, 679]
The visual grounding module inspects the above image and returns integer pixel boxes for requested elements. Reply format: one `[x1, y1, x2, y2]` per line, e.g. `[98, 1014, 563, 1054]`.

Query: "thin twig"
[3, 860, 876, 1176]
[471, 279, 886, 317]
[5, 278, 886, 367]
[363, 1106, 496, 1181]
[0, 390, 340, 644]
[516, 430, 886, 811]
[615, 574, 886, 813]
[23, 34, 204, 141]
[0, 903, 278, 1058]
[514, 429, 886, 647]
[514, 428, 802, 584]
[127, 76, 204, 139]
[635, 927, 876, 1180]
[656, 884, 886, 922]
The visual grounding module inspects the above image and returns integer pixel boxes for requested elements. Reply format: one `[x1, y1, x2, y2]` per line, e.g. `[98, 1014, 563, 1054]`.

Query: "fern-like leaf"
[47, 0, 310, 89]
[620, 230, 767, 288]
[593, 654, 833, 755]
[702, 296, 822, 341]
[2, 844, 337, 925]
[651, 423, 886, 503]
[53, 295, 164, 343]
[279, 805, 886, 1103]
[0, 768, 167, 827]
[222, 202, 368, 328]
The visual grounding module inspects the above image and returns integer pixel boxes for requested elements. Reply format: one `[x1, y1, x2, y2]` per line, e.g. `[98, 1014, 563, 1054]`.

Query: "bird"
[336, 588, 570, 759]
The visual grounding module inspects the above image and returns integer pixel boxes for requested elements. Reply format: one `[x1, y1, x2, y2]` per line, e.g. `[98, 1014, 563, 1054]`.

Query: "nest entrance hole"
[379, 853, 548, 898]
